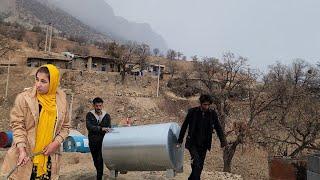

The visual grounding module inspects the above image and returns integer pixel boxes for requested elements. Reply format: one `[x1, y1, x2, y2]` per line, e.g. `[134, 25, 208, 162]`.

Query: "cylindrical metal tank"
[102, 122, 183, 172]
[6, 131, 13, 148]
[63, 129, 90, 153]
[0, 131, 13, 148]
[63, 135, 90, 153]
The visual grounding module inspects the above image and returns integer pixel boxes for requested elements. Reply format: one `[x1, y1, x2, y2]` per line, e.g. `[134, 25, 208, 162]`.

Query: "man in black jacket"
[86, 97, 111, 180]
[177, 94, 227, 180]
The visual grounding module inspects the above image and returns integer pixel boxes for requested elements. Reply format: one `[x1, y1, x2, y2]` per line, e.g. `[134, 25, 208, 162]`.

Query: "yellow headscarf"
[33, 64, 60, 177]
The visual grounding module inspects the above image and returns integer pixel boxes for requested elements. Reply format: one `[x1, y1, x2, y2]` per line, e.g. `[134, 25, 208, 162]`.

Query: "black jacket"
[86, 110, 111, 142]
[178, 107, 227, 151]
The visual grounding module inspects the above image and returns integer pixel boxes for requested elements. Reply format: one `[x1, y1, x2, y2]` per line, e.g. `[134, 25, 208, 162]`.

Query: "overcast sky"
[105, 0, 320, 71]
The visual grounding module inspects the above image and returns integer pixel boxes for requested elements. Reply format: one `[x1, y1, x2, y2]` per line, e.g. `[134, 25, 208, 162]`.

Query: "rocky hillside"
[14, 0, 110, 42]
[0, 0, 168, 49]
[50, 0, 168, 50]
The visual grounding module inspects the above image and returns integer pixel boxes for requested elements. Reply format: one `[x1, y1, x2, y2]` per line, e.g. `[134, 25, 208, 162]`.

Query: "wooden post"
[48, 25, 53, 52]
[5, 64, 10, 99]
[156, 62, 160, 97]
[69, 93, 74, 121]
[87, 57, 92, 71]
[44, 25, 48, 52]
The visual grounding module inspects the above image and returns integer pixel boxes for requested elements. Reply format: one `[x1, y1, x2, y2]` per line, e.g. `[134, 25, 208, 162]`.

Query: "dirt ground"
[0, 150, 244, 180]
[0, 65, 269, 180]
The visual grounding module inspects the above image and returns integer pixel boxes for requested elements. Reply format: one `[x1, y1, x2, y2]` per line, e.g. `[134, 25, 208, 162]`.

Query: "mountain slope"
[19, 0, 110, 42]
[51, 0, 168, 50]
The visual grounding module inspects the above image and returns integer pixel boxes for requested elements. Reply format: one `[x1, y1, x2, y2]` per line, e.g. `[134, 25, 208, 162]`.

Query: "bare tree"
[153, 48, 160, 56]
[31, 26, 43, 33]
[69, 35, 87, 46]
[0, 36, 15, 58]
[136, 43, 150, 71]
[194, 52, 276, 172]
[51, 40, 57, 50]
[182, 56, 187, 61]
[191, 55, 198, 61]
[167, 60, 178, 79]
[36, 34, 46, 50]
[106, 41, 137, 83]
[9, 27, 25, 41]
[0, 23, 25, 41]
[254, 60, 320, 157]
[26, 36, 35, 48]
[166, 49, 176, 60]
[177, 52, 183, 60]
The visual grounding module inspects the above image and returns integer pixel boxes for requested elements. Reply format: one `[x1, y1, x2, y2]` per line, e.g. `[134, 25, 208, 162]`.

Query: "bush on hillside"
[31, 26, 43, 33]
[167, 78, 201, 97]
[68, 35, 88, 46]
[0, 24, 26, 41]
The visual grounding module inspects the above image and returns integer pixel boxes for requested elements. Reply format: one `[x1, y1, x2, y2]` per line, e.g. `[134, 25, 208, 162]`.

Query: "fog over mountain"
[50, 0, 168, 50]
[106, 0, 320, 71]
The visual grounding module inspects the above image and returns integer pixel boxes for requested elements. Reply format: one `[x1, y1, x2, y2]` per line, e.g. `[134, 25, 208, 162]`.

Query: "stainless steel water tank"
[102, 122, 184, 172]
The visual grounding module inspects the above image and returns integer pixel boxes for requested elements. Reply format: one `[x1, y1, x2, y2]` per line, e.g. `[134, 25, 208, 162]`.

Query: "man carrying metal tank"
[86, 97, 112, 180]
[177, 94, 227, 180]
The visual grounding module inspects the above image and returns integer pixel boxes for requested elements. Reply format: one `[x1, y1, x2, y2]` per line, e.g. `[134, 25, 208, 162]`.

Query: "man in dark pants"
[177, 94, 227, 180]
[86, 97, 111, 180]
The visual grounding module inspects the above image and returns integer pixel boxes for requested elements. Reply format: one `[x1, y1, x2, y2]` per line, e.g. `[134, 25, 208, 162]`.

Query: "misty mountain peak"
[51, 0, 167, 50]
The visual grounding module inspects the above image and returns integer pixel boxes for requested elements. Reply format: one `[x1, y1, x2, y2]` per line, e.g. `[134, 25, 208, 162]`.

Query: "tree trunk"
[170, 71, 174, 78]
[223, 144, 236, 172]
[121, 65, 126, 84]
[223, 141, 239, 172]
[290, 144, 307, 157]
[121, 71, 125, 84]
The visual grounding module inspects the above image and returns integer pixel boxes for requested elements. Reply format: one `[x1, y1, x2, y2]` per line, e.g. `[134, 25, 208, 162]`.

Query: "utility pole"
[44, 25, 48, 52]
[5, 64, 10, 99]
[156, 62, 160, 97]
[48, 24, 53, 52]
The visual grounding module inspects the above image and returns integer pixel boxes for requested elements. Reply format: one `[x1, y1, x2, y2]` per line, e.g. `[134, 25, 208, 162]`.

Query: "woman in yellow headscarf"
[1, 64, 70, 180]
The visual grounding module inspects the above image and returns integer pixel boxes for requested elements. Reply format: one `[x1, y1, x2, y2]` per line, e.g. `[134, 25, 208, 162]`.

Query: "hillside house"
[147, 63, 165, 75]
[27, 57, 71, 69]
[72, 56, 120, 72]
[124, 62, 166, 76]
[26, 55, 120, 72]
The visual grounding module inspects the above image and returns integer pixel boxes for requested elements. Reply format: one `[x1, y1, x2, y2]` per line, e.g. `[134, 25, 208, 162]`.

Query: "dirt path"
[0, 151, 242, 180]
[59, 152, 243, 180]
